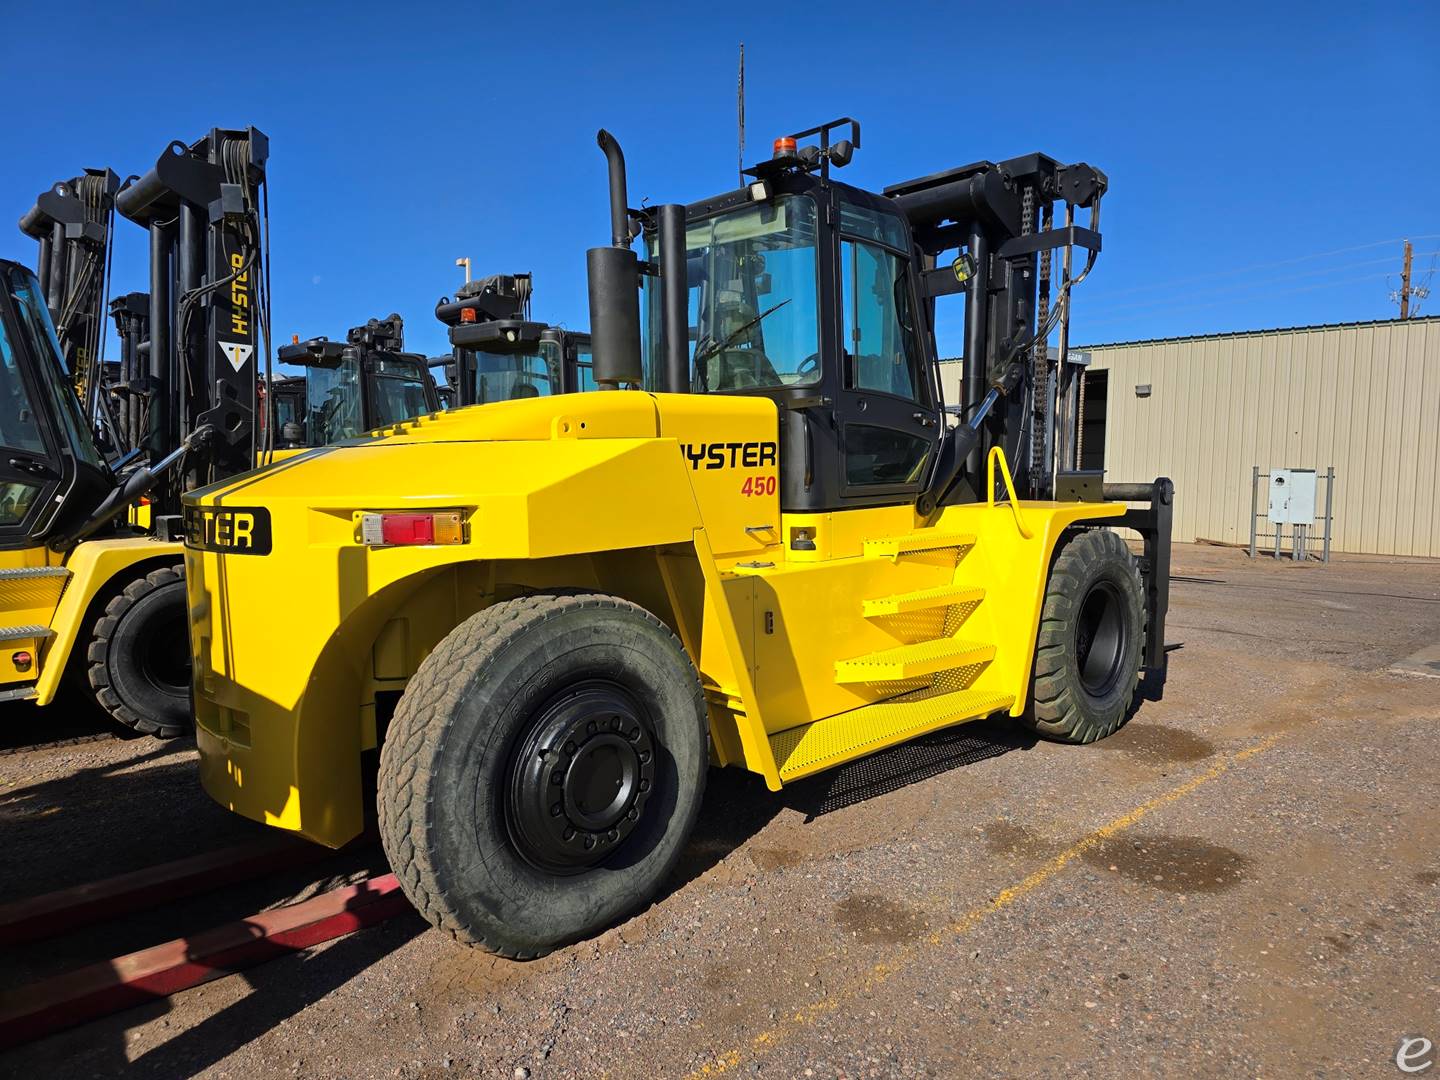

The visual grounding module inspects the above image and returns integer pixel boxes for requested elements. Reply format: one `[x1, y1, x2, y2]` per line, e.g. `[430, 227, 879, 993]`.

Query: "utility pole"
[1400, 239, 1413, 320]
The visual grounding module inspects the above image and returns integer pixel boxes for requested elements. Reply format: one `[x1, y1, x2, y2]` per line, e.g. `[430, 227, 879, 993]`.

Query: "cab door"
[0, 261, 113, 550]
[830, 200, 941, 507]
[0, 271, 70, 549]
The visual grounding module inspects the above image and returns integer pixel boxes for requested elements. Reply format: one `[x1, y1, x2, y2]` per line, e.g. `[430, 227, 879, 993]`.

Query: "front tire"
[86, 565, 193, 739]
[1022, 529, 1145, 744]
[378, 591, 707, 958]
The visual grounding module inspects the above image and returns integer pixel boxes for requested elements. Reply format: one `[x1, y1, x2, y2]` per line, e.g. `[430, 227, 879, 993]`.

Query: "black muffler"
[587, 130, 642, 387]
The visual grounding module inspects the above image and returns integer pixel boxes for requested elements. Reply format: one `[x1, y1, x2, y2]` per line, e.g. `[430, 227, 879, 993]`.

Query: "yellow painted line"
[685, 732, 1284, 1078]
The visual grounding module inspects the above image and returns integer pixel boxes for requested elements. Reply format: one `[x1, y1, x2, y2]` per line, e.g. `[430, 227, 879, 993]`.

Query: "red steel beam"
[0, 873, 408, 1050]
[0, 837, 330, 947]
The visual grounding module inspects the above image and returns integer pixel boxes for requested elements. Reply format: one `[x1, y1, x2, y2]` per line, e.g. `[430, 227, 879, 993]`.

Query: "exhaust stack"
[587, 129, 642, 387]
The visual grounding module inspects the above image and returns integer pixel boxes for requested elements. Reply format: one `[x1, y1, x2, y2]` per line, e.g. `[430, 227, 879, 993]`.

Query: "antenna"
[737, 42, 745, 185]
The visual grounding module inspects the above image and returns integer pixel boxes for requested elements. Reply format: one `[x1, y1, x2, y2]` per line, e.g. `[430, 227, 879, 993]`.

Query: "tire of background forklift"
[1021, 529, 1145, 744]
[86, 565, 193, 739]
[378, 591, 708, 958]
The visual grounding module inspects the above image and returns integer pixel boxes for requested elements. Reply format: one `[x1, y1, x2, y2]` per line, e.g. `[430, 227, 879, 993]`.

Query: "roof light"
[359, 511, 466, 547]
[772, 136, 797, 160]
[460, 307, 477, 324]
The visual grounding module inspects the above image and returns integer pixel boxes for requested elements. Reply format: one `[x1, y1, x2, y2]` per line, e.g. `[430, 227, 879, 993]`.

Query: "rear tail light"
[359, 511, 465, 547]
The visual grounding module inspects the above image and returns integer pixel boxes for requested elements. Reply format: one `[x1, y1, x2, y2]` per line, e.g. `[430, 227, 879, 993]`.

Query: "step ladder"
[863, 530, 975, 562]
[769, 687, 1015, 782]
[834, 638, 994, 683]
[763, 524, 1011, 784]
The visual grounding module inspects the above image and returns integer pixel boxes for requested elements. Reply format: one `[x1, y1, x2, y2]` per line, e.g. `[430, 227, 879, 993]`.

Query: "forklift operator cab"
[0, 261, 111, 546]
[652, 183, 939, 509]
[278, 319, 440, 446]
[445, 322, 596, 407]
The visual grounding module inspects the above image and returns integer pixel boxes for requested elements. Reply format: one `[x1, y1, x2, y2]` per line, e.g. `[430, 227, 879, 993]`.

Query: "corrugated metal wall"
[934, 317, 1440, 556]
[1087, 318, 1440, 556]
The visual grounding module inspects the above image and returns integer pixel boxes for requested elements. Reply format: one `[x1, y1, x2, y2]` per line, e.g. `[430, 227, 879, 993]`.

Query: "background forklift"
[275, 314, 440, 451]
[0, 126, 268, 737]
[18, 168, 124, 455]
[433, 271, 594, 403]
[184, 119, 1172, 957]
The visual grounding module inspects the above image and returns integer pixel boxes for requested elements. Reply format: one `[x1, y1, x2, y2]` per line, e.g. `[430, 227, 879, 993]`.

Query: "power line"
[1096, 234, 1440, 300]
[1087, 251, 1440, 317]
[1082, 270, 1399, 329]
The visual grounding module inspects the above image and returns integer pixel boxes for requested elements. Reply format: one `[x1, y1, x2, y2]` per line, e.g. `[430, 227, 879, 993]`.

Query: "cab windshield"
[368, 356, 433, 427]
[3, 264, 103, 469]
[470, 349, 558, 402]
[680, 195, 820, 392]
[0, 304, 46, 457]
[305, 358, 364, 443]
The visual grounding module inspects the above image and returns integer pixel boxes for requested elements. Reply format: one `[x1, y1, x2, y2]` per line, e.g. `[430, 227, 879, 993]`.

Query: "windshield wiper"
[692, 298, 791, 372]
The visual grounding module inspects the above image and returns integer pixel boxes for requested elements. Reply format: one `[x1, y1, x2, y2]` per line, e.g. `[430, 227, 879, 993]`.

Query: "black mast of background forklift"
[108, 292, 150, 454]
[115, 128, 269, 505]
[18, 168, 123, 451]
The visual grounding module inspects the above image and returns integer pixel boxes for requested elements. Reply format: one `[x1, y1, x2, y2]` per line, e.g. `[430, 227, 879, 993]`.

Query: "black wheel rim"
[504, 680, 656, 875]
[1075, 580, 1127, 698]
[141, 613, 192, 695]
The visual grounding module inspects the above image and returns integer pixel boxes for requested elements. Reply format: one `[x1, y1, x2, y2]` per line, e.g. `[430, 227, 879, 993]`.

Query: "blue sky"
[2, 1, 1437, 367]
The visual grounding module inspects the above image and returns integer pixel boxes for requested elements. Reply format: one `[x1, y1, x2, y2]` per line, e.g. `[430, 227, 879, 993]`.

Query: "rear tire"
[378, 591, 707, 958]
[86, 565, 193, 739]
[1021, 529, 1144, 744]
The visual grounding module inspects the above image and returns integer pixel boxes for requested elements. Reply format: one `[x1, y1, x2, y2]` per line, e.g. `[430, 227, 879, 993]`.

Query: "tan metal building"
[938, 316, 1440, 557]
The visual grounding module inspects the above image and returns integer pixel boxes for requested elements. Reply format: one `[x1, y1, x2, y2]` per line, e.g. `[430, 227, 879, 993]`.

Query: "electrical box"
[1268, 468, 1317, 525]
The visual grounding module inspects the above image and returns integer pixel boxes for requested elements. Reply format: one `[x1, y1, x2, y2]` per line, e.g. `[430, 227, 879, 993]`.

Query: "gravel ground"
[1, 543, 1437, 1079]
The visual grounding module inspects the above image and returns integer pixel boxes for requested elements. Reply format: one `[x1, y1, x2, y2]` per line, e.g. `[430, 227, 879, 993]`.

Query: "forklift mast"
[17, 168, 122, 451]
[884, 151, 1106, 502]
[115, 127, 270, 501]
[107, 291, 149, 455]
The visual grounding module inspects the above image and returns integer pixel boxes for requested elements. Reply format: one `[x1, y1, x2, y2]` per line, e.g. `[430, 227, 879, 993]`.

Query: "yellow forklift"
[0, 127, 269, 737]
[183, 120, 1172, 957]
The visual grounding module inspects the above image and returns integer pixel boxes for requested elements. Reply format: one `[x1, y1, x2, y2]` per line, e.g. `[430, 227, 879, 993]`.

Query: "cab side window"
[840, 236, 924, 402]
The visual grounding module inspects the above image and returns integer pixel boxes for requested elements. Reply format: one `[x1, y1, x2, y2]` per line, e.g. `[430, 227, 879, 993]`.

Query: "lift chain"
[1033, 202, 1054, 487]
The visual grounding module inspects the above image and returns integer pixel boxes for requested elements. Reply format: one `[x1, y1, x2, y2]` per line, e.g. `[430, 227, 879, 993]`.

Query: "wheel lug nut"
[550, 803, 562, 817]
[583, 835, 595, 850]
[627, 807, 638, 820]
[563, 826, 575, 840]
[638, 778, 650, 792]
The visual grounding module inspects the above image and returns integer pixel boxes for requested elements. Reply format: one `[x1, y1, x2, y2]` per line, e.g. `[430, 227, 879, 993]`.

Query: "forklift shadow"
[777, 717, 1038, 821]
[107, 909, 428, 1080]
[0, 679, 136, 754]
[668, 715, 1038, 892]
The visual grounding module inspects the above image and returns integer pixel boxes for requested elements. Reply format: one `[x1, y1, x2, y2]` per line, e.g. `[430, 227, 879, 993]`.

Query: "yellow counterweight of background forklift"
[32, 536, 186, 705]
